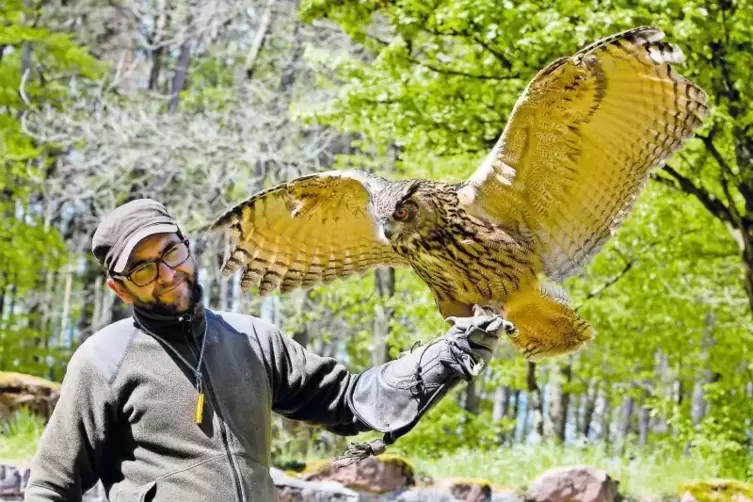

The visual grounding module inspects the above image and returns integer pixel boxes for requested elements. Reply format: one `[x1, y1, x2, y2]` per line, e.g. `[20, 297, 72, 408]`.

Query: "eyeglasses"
[112, 239, 191, 287]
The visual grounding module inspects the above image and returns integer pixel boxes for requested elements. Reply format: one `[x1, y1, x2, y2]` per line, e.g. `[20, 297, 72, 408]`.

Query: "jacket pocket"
[115, 480, 157, 502]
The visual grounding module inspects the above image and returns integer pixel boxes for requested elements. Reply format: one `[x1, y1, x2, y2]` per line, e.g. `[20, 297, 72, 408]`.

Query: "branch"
[471, 34, 514, 70]
[19, 67, 31, 107]
[696, 132, 738, 181]
[571, 228, 705, 312]
[654, 165, 735, 225]
[574, 259, 634, 312]
[421, 26, 519, 76]
[244, 0, 275, 81]
[407, 55, 518, 81]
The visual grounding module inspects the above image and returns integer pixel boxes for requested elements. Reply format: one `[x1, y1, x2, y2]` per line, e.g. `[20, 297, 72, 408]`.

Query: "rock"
[381, 488, 457, 501]
[0, 463, 103, 501]
[270, 467, 360, 501]
[492, 488, 524, 502]
[432, 478, 493, 502]
[677, 479, 753, 502]
[303, 454, 416, 494]
[526, 466, 621, 502]
[0, 372, 60, 421]
[679, 492, 696, 502]
[0, 465, 26, 498]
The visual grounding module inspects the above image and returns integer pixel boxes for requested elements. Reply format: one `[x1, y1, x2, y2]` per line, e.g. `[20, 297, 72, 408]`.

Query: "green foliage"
[0, 0, 103, 375]
[0, 409, 45, 461]
[388, 392, 509, 458]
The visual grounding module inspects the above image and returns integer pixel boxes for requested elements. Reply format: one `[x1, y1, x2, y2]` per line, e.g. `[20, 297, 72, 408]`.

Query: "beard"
[136, 270, 202, 317]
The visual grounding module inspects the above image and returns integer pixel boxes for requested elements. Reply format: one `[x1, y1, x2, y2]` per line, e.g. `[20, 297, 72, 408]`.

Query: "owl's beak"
[377, 221, 394, 243]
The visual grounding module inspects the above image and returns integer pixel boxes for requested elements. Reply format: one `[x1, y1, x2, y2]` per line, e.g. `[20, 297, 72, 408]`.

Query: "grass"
[408, 441, 727, 499]
[2, 412, 746, 499]
[0, 409, 45, 462]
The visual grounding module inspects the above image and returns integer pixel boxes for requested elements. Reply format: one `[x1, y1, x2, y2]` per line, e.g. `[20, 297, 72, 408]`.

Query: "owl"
[210, 27, 708, 360]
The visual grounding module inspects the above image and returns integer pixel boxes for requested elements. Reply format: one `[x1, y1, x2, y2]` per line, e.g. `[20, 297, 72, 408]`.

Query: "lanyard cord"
[136, 319, 208, 397]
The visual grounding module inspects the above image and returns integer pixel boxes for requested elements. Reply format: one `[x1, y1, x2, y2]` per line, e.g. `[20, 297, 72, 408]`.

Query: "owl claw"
[501, 319, 517, 336]
[471, 304, 499, 317]
[523, 343, 543, 360]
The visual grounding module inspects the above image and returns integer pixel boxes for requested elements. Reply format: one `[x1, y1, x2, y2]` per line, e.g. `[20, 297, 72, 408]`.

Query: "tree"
[1, 0, 102, 375]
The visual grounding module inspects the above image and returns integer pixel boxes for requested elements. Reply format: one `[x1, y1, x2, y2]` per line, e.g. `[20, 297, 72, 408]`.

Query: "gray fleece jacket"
[25, 303, 368, 502]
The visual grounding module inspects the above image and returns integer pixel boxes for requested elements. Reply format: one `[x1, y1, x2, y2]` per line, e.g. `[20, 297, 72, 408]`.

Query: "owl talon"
[501, 320, 517, 336]
[523, 343, 543, 360]
[471, 304, 500, 317]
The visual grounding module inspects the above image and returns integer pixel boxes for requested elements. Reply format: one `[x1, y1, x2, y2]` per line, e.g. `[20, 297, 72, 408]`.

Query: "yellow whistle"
[195, 392, 205, 424]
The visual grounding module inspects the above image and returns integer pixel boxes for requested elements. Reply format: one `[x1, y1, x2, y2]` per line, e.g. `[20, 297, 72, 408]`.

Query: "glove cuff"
[347, 339, 471, 434]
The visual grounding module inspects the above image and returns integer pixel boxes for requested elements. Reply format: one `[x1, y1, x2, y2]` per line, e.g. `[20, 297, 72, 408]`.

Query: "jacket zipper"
[186, 338, 246, 502]
[138, 317, 246, 502]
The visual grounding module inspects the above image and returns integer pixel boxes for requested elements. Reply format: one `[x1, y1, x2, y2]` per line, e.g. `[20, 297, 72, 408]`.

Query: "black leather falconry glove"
[335, 312, 515, 466]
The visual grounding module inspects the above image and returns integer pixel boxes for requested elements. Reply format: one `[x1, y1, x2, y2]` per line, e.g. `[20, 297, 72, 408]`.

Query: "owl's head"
[376, 180, 444, 244]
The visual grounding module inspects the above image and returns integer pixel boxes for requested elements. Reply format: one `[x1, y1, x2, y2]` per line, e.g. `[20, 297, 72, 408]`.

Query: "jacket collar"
[132, 286, 207, 342]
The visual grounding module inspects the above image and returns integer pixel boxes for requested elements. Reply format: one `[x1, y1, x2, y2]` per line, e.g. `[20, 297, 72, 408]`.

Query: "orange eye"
[394, 207, 408, 220]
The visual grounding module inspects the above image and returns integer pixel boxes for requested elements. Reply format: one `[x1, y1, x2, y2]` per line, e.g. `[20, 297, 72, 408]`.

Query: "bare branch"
[244, 0, 275, 81]
[407, 55, 519, 81]
[574, 259, 634, 312]
[654, 165, 735, 225]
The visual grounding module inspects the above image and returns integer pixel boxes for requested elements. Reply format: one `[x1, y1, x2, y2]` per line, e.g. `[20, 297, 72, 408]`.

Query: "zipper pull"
[195, 372, 205, 424]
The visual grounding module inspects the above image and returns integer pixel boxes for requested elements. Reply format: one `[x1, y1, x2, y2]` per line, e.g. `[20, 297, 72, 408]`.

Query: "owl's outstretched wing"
[461, 27, 708, 281]
[210, 170, 408, 295]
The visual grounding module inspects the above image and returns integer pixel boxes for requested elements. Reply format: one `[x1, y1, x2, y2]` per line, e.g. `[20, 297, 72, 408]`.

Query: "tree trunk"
[547, 360, 572, 443]
[242, 0, 275, 82]
[372, 267, 394, 366]
[742, 223, 753, 312]
[59, 260, 75, 347]
[510, 388, 521, 444]
[147, 9, 169, 91]
[593, 387, 610, 442]
[571, 392, 581, 436]
[638, 395, 650, 447]
[526, 361, 544, 439]
[217, 244, 231, 312]
[78, 254, 102, 340]
[0, 273, 7, 370]
[464, 379, 481, 414]
[581, 380, 598, 439]
[614, 395, 634, 454]
[168, 31, 193, 114]
[493, 384, 510, 444]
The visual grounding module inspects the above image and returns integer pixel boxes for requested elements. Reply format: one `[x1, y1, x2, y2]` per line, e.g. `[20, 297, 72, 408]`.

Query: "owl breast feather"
[398, 219, 538, 304]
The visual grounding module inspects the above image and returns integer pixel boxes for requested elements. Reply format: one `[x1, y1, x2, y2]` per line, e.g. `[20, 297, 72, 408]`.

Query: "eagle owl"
[210, 27, 708, 360]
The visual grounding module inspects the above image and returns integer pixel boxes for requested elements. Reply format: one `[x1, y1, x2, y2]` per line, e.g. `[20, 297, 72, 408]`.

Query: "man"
[25, 199, 511, 502]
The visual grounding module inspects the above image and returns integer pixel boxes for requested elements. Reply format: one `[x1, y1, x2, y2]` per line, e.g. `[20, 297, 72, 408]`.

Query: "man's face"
[107, 232, 199, 316]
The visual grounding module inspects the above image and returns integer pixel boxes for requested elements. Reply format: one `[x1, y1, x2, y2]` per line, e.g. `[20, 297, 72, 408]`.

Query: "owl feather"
[210, 27, 708, 360]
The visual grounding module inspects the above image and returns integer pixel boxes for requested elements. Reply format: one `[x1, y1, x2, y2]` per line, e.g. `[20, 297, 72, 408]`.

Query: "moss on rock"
[678, 479, 753, 502]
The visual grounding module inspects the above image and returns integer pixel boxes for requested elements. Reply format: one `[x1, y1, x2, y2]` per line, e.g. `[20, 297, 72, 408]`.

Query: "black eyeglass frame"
[109, 237, 192, 287]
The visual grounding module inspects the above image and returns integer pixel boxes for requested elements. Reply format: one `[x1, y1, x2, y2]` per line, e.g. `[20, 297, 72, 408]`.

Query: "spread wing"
[461, 27, 708, 281]
[210, 170, 408, 295]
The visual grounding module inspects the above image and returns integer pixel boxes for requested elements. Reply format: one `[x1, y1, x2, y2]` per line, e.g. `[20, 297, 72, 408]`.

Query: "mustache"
[154, 272, 193, 296]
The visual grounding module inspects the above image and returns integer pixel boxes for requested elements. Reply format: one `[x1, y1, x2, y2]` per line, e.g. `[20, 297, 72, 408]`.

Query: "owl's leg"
[435, 298, 475, 319]
[503, 288, 595, 361]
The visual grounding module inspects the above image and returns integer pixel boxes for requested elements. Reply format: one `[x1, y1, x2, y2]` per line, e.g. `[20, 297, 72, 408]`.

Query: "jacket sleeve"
[262, 328, 368, 435]
[25, 346, 117, 502]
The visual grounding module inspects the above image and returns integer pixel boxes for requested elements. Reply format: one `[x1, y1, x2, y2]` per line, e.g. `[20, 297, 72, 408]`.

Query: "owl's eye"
[393, 206, 409, 220]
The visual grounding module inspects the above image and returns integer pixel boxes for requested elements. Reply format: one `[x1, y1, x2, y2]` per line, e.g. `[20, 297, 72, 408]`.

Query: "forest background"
[1, 0, 752, 497]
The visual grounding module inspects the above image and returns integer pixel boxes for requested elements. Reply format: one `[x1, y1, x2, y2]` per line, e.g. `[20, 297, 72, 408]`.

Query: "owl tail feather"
[502, 288, 595, 361]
